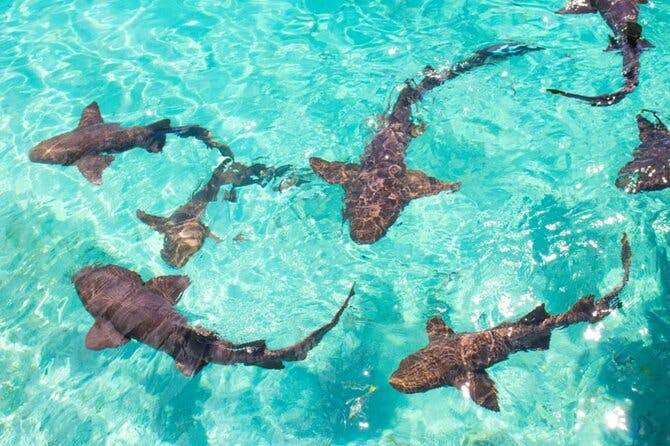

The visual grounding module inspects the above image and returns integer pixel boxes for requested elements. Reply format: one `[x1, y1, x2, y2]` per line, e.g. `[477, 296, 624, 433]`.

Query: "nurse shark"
[390, 233, 631, 411]
[73, 264, 355, 376]
[137, 158, 292, 268]
[616, 110, 670, 193]
[29, 101, 232, 184]
[310, 42, 541, 244]
[548, 0, 653, 106]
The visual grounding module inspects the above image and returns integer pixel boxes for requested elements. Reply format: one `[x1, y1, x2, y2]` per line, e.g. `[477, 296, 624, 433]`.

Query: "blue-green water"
[2, 0, 670, 444]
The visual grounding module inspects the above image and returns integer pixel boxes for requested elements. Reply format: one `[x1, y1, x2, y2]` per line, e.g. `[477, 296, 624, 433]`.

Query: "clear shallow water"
[1, 0, 669, 444]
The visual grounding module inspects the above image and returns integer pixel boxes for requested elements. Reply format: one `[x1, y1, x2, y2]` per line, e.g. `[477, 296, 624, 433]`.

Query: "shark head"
[72, 264, 143, 311]
[160, 222, 209, 268]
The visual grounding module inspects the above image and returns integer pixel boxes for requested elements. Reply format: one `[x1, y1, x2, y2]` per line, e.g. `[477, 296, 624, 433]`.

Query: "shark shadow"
[310, 42, 541, 244]
[616, 109, 670, 193]
[548, 0, 653, 106]
[72, 264, 355, 376]
[29, 101, 233, 184]
[389, 233, 631, 411]
[137, 158, 293, 268]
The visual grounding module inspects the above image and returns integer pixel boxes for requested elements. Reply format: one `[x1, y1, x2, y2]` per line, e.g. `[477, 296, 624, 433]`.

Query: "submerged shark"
[548, 0, 653, 106]
[390, 233, 631, 411]
[73, 264, 355, 376]
[137, 158, 292, 268]
[29, 102, 232, 184]
[616, 110, 670, 193]
[310, 43, 540, 244]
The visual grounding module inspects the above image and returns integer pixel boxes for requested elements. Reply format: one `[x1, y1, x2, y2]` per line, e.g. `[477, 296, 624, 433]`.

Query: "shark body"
[137, 159, 291, 268]
[548, 0, 653, 106]
[73, 264, 354, 376]
[616, 110, 670, 193]
[29, 102, 231, 184]
[310, 43, 540, 244]
[390, 233, 631, 411]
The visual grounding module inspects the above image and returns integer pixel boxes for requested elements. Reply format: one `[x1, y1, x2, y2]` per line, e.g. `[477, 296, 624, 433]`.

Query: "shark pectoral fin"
[75, 155, 114, 184]
[556, 1, 597, 14]
[402, 169, 461, 201]
[145, 275, 191, 305]
[426, 315, 455, 342]
[517, 304, 550, 325]
[85, 318, 130, 350]
[205, 226, 222, 242]
[136, 210, 169, 232]
[78, 102, 104, 128]
[309, 157, 360, 186]
[455, 371, 500, 412]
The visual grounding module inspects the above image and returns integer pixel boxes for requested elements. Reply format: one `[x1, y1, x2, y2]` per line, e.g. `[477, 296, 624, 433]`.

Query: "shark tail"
[546, 87, 631, 107]
[145, 118, 171, 153]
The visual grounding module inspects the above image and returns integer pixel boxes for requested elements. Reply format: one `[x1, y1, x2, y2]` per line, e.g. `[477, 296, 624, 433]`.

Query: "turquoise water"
[2, 0, 670, 444]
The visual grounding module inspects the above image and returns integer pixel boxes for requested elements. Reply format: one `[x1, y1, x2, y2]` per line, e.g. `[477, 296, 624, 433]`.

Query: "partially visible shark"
[137, 159, 292, 268]
[72, 264, 355, 376]
[389, 233, 631, 411]
[29, 102, 232, 184]
[548, 0, 653, 106]
[310, 43, 541, 244]
[616, 110, 670, 193]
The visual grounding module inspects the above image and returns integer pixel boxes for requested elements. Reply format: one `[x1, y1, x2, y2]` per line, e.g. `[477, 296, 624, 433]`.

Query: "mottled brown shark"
[29, 101, 232, 184]
[616, 110, 670, 193]
[390, 233, 631, 411]
[137, 159, 292, 268]
[548, 0, 653, 106]
[310, 43, 541, 244]
[73, 264, 355, 376]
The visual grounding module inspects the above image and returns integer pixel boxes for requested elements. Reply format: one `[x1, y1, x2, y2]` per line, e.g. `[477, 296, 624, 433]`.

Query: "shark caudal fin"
[144, 119, 171, 153]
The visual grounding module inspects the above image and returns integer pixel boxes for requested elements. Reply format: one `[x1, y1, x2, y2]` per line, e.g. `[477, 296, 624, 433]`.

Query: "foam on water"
[1, 0, 669, 444]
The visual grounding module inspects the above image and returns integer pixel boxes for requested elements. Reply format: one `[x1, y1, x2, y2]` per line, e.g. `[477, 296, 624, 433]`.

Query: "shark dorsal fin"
[454, 370, 500, 412]
[85, 318, 130, 350]
[136, 210, 170, 233]
[75, 154, 115, 185]
[426, 315, 455, 342]
[309, 157, 360, 186]
[145, 275, 190, 305]
[78, 102, 105, 128]
[517, 304, 550, 325]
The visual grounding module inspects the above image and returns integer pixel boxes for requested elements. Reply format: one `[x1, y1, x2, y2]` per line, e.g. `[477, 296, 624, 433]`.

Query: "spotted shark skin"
[29, 102, 232, 184]
[310, 43, 541, 244]
[548, 0, 653, 106]
[616, 110, 670, 193]
[390, 233, 631, 411]
[72, 264, 355, 376]
[137, 159, 292, 268]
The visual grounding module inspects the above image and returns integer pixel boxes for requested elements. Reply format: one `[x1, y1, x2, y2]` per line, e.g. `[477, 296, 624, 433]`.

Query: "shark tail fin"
[145, 119, 171, 153]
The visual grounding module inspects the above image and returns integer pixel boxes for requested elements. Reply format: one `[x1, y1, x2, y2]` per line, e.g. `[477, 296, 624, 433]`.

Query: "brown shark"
[390, 233, 631, 411]
[548, 0, 653, 106]
[29, 101, 232, 184]
[137, 159, 292, 268]
[72, 264, 355, 376]
[616, 110, 670, 193]
[310, 43, 541, 244]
